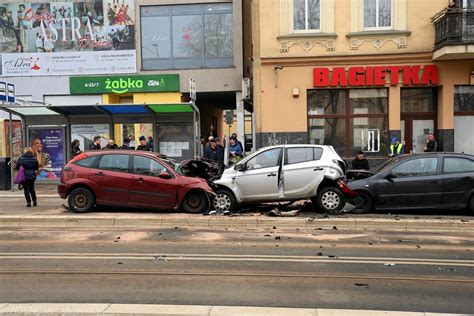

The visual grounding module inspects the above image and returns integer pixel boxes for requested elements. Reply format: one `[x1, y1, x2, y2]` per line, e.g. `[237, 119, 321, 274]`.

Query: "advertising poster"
[0, 0, 136, 76]
[28, 127, 65, 180]
[71, 124, 110, 151]
[0, 120, 22, 164]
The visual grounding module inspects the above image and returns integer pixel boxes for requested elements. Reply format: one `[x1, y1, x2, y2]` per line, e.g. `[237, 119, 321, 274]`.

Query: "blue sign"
[0, 82, 15, 103]
[0, 82, 5, 102]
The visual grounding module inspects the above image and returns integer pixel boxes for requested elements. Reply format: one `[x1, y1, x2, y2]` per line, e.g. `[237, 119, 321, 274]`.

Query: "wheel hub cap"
[322, 191, 340, 210]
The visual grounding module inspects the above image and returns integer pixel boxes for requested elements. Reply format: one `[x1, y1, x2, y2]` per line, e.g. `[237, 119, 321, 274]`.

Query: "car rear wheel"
[313, 187, 345, 215]
[68, 187, 95, 213]
[213, 189, 236, 213]
[352, 191, 373, 214]
[182, 191, 209, 214]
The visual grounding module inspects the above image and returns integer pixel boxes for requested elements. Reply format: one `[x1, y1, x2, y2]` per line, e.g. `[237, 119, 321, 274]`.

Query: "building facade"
[251, 0, 474, 161]
[1, 0, 245, 166]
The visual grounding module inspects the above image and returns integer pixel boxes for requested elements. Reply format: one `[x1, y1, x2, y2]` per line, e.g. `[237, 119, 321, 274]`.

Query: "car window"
[74, 156, 96, 168]
[286, 147, 322, 165]
[391, 157, 438, 178]
[246, 148, 281, 170]
[133, 156, 169, 176]
[98, 155, 129, 172]
[443, 157, 474, 174]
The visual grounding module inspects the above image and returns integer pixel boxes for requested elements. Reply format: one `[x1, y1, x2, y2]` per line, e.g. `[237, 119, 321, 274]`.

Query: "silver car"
[212, 145, 347, 213]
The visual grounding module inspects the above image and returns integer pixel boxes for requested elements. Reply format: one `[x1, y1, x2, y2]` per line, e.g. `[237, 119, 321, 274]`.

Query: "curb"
[0, 215, 473, 232]
[0, 304, 468, 316]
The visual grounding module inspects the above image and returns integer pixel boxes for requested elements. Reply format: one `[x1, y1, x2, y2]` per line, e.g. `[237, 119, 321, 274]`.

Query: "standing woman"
[16, 147, 39, 207]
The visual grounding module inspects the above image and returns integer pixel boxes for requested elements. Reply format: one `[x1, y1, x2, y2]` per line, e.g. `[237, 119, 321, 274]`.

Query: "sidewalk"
[0, 182, 58, 197]
[0, 304, 468, 316]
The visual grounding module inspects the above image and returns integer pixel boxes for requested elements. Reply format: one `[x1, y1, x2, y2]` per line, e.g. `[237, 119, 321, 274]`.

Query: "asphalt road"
[0, 226, 473, 314]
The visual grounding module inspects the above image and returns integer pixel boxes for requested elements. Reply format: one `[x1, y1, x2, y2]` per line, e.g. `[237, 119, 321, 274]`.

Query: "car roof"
[258, 144, 332, 150]
[82, 150, 165, 159]
[395, 152, 474, 159]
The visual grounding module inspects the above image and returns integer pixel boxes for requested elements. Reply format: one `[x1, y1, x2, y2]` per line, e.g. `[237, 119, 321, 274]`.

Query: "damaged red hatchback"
[58, 151, 215, 213]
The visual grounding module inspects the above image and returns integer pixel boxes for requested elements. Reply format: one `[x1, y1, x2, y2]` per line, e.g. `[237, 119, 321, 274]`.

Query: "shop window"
[308, 89, 388, 158]
[454, 86, 474, 155]
[401, 88, 437, 113]
[293, 0, 321, 31]
[364, 0, 392, 29]
[141, 3, 233, 70]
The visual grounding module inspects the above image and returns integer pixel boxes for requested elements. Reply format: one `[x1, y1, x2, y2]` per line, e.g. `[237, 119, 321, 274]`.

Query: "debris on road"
[154, 256, 168, 262]
[384, 263, 396, 267]
[267, 209, 299, 217]
[354, 283, 369, 288]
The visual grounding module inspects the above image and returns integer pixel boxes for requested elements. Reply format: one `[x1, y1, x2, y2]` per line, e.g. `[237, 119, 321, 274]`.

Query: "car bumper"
[57, 183, 68, 199]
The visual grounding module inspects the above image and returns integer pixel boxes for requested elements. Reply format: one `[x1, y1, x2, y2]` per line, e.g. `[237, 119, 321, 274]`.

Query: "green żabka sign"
[70, 74, 180, 95]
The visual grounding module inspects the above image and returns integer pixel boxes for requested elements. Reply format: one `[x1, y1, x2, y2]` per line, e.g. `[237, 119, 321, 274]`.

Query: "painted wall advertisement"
[28, 127, 65, 180]
[0, 0, 136, 76]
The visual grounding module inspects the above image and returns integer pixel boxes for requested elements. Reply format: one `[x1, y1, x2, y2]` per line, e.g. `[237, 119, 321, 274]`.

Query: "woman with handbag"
[16, 147, 39, 207]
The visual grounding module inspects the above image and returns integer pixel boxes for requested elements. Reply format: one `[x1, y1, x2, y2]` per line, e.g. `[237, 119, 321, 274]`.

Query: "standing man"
[136, 136, 150, 151]
[208, 124, 218, 139]
[424, 133, 441, 152]
[88, 136, 102, 151]
[352, 151, 369, 170]
[203, 138, 220, 161]
[388, 137, 405, 158]
[119, 137, 132, 150]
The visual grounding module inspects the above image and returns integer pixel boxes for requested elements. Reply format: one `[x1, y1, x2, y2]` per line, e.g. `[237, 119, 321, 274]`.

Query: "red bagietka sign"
[313, 65, 439, 87]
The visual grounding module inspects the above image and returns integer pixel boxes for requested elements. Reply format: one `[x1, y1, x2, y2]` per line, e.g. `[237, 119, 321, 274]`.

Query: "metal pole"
[189, 101, 201, 157]
[251, 111, 257, 153]
[9, 112, 14, 192]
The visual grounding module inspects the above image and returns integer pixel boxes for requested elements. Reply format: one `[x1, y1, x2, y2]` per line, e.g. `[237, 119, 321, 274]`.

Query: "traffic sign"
[189, 78, 196, 102]
[0, 81, 15, 103]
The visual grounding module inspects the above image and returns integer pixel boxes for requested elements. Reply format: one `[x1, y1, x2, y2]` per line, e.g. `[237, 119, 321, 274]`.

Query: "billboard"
[28, 127, 65, 180]
[0, 1, 136, 76]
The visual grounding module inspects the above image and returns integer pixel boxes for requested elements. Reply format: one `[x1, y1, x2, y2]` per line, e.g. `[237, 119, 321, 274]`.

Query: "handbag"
[14, 165, 26, 184]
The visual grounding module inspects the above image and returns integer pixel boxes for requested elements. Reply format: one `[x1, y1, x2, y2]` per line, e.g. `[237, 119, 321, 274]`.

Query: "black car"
[347, 153, 474, 214]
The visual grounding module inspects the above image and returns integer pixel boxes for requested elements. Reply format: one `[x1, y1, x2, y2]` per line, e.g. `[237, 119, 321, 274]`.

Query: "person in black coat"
[16, 147, 39, 207]
[352, 151, 369, 170]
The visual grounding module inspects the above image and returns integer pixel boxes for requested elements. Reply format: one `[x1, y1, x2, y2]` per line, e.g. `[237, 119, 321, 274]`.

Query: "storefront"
[256, 57, 474, 162]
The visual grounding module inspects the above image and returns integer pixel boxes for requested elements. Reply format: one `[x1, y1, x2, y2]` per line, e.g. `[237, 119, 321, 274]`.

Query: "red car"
[58, 151, 215, 213]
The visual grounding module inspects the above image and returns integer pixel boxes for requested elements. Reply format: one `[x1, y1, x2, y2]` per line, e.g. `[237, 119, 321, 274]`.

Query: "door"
[89, 154, 132, 206]
[374, 157, 441, 208]
[401, 117, 435, 153]
[235, 147, 282, 201]
[283, 147, 325, 199]
[129, 156, 178, 209]
[440, 156, 474, 207]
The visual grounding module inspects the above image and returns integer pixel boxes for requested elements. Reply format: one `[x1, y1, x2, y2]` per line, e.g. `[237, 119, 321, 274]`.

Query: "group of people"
[202, 128, 245, 165]
[352, 132, 441, 170]
[71, 135, 154, 157]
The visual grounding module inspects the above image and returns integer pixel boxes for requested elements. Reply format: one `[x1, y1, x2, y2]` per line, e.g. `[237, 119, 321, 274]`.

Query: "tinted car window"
[98, 155, 129, 172]
[443, 157, 474, 174]
[391, 157, 438, 177]
[246, 148, 281, 170]
[133, 156, 169, 176]
[74, 156, 96, 168]
[287, 148, 314, 164]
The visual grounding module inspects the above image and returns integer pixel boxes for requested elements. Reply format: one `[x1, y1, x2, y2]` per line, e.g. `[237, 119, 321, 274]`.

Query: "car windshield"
[369, 156, 402, 174]
[160, 157, 183, 176]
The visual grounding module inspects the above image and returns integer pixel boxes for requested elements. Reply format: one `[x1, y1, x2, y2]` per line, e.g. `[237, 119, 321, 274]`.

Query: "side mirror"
[385, 172, 395, 181]
[158, 171, 172, 179]
[234, 163, 246, 172]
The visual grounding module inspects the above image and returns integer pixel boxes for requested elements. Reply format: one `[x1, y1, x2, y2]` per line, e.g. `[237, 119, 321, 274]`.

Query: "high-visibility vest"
[390, 143, 403, 155]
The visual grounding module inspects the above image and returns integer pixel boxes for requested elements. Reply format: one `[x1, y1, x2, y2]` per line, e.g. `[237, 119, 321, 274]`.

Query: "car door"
[439, 156, 474, 207]
[374, 156, 441, 208]
[234, 147, 282, 201]
[283, 147, 325, 199]
[88, 154, 132, 206]
[129, 155, 178, 209]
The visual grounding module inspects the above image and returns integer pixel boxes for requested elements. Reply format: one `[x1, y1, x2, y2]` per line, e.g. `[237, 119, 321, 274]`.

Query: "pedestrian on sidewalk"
[16, 147, 39, 207]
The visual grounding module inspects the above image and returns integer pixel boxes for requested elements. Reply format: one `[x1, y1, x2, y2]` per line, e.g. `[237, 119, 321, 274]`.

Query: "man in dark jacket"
[16, 147, 39, 207]
[136, 136, 150, 151]
[424, 133, 441, 152]
[88, 135, 101, 151]
[203, 138, 222, 161]
[118, 137, 133, 150]
[352, 151, 369, 170]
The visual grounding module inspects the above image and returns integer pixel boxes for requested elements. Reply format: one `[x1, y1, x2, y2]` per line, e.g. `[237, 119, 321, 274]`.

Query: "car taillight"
[338, 180, 358, 197]
[69, 153, 88, 163]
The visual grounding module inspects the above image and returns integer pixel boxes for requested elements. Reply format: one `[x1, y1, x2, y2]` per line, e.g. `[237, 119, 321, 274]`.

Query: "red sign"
[313, 65, 439, 87]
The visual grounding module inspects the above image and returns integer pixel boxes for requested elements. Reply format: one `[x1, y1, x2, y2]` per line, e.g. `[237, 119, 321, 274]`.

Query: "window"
[364, 0, 392, 29]
[98, 155, 130, 172]
[308, 89, 388, 158]
[443, 157, 474, 174]
[141, 3, 233, 70]
[454, 86, 474, 155]
[246, 148, 282, 170]
[133, 156, 169, 176]
[391, 158, 438, 177]
[293, 0, 321, 31]
[286, 147, 322, 165]
[74, 156, 97, 168]
[401, 88, 437, 113]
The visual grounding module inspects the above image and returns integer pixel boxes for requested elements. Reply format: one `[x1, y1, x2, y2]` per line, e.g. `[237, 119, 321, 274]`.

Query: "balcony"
[432, 9, 474, 60]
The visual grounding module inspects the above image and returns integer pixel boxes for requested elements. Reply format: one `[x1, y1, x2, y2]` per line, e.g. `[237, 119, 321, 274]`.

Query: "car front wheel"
[213, 189, 236, 213]
[313, 187, 345, 215]
[68, 187, 95, 213]
[182, 191, 209, 214]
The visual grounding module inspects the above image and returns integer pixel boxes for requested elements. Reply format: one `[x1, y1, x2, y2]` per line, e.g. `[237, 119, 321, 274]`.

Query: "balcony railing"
[433, 9, 474, 50]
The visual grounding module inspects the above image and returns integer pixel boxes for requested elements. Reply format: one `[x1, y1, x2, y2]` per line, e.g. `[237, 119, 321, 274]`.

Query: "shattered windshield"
[161, 157, 183, 176]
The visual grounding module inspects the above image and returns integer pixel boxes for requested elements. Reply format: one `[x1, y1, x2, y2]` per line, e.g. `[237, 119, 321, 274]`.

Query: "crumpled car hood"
[178, 158, 225, 181]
